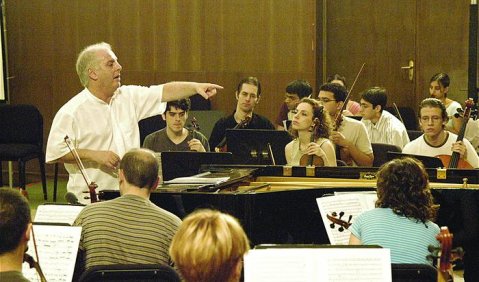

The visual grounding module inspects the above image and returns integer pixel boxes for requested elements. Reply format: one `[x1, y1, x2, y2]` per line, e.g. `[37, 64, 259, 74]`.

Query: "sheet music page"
[34, 204, 84, 225]
[23, 225, 81, 282]
[245, 248, 391, 282]
[316, 194, 377, 245]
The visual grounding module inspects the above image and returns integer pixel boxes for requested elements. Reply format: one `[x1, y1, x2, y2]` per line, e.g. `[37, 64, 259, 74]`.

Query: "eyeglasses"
[317, 97, 336, 103]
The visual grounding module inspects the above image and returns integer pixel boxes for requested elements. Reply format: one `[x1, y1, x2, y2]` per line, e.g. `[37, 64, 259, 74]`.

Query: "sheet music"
[23, 225, 81, 282]
[316, 193, 377, 245]
[34, 204, 84, 225]
[244, 248, 391, 282]
[163, 176, 230, 184]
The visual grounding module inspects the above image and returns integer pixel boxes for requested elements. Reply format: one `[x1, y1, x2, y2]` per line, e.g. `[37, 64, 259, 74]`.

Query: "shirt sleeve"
[46, 110, 76, 163]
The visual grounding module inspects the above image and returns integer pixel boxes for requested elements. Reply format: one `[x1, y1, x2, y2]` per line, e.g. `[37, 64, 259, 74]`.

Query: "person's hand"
[452, 141, 467, 159]
[305, 142, 325, 158]
[330, 131, 348, 147]
[92, 151, 121, 169]
[188, 138, 206, 152]
[196, 83, 223, 99]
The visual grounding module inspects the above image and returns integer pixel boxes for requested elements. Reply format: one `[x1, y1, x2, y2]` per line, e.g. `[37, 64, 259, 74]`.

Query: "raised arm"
[162, 82, 223, 101]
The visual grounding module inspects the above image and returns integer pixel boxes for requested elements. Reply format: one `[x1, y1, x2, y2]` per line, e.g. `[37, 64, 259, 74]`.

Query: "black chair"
[407, 130, 423, 141]
[385, 106, 418, 130]
[78, 264, 180, 282]
[391, 263, 436, 282]
[371, 143, 402, 167]
[0, 104, 47, 199]
[139, 114, 166, 146]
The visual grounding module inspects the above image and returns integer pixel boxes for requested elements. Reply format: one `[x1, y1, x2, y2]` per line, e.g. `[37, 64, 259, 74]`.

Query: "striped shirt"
[362, 110, 410, 149]
[349, 208, 440, 264]
[73, 194, 182, 271]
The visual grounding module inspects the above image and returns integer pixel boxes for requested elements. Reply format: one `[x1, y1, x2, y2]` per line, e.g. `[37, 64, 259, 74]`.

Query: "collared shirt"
[362, 110, 410, 149]
[46, 85, 165, 204]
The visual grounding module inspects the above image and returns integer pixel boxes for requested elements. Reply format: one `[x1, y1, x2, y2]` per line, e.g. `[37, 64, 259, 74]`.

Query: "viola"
[64, 136, 98, 203]
[215, 116, 251, 152]
[190, 117, 200, 141]
[437, 98, 476, 169]
[299, 118, 324, 166]
[327, 211, 352, 232]
[428, 226, 464, 282]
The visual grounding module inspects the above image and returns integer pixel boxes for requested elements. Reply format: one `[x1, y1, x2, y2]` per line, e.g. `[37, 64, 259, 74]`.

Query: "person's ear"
[25, 223, 33, 242]
[235, 91, 239, 100]
[444, 86, 449, 95]
[256, 96, 261, 104]
[88, 68, 98, 81]
[161, 113, 166, 121]
[150, 177, 159, 193]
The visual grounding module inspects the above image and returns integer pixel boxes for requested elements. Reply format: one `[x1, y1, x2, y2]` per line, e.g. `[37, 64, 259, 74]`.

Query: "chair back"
[0, 104, 43, 146]
[371, 143, 402, 167]
[139, 114, 166, 146]
[78, 264, 180, 282]
[385, 106, 418, 130]
[391, 263, 436, 281]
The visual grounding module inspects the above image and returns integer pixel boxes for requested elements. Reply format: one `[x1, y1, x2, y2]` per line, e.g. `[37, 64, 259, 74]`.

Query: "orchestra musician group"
[3, 42, 477, 281]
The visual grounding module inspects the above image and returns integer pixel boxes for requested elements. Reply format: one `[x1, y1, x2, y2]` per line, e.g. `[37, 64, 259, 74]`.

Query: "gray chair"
[371, 143, 402, 167]
[0, 104, 47, 199]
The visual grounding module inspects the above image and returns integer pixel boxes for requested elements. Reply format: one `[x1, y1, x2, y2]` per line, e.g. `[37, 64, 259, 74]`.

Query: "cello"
[215, 116, 251, 152]
[437, 98, 476, 169]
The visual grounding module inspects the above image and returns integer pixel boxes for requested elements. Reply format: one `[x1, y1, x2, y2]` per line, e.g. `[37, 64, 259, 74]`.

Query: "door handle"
[401, 60, 414, 81]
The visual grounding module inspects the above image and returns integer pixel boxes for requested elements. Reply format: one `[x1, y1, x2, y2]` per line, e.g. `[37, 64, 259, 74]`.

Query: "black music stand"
[226, 129, 293, 165]
[160, 151, 233, 181]
[387, 152, 445, 168]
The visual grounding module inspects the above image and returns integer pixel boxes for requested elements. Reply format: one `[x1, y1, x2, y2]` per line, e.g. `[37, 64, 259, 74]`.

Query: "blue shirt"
[349, 208, 440, 264]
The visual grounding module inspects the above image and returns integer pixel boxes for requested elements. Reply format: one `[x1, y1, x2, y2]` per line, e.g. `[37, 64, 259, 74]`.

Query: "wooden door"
[321, 0, 470, 114]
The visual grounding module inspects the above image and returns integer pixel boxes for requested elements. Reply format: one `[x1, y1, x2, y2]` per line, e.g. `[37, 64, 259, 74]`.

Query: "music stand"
[226, 129, 293, 165]
[160, 151, 233, 181]
[386, 152, 445, 168]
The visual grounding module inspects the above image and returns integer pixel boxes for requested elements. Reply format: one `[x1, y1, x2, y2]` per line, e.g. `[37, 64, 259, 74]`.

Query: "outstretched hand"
[196, 83, 223, 99]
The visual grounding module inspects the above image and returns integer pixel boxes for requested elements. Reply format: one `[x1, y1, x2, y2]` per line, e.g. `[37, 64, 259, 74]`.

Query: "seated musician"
[402, 98, 479, 168]
[0, 189, 32, 282]
[169, 209, 250, 282]
[209, 77, 275, 151]
[285, 97, 337, 166]
[317, 83, 374, 166]
[349, 157, 440, 264]
[73, 148, 182, 278]
[275, 79, 313, 130]
[359, 87, 409, 149]
[429, 72, 462, 134]
[327, 74, 361, 116]
[142, 98, 210, 152]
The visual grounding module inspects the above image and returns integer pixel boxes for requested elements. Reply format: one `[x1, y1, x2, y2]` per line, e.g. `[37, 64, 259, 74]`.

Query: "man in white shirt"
[403, 98, 479, 168]
[46, 42, 222, 203]
[359, 87, 409, 149]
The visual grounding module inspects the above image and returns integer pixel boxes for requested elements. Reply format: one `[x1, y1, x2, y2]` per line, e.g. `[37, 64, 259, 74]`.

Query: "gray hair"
[76, 42, 112, 87]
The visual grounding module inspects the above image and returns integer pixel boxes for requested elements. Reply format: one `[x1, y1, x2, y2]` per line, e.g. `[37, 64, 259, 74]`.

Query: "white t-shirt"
[46, 85, 166, 203]
[402, 132, 479, 168]
[446, 100, 462, 129]
[337, 116, 373, 166]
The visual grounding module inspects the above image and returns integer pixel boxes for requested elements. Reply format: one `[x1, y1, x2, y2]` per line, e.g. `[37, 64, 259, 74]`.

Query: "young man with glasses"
[209, 77, 275, 151]
[318, 83, 373, 166]
[275, 80, 313, 130]
[402, 98, 479, 168]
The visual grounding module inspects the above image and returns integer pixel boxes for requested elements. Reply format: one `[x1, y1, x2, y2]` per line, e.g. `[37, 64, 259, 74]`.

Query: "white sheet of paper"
[316, 193, 377, 245]
[244, 247, 391, 282]
[23, 225, 81, 282]
[34, 204, 84, 226]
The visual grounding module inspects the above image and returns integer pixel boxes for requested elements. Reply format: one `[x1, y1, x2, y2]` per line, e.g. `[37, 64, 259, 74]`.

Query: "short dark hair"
[361, 87, 388, 112]
[0, 189, 31, 255]
[430, 73, 450, 88]
[285, 80, 312, 99]
[236, 77, 261, 97]
[120, 148, 159, 189]
[318, 83, 348, 102]
[418, 98, 448, 121]
[327, 74, 347, 89]
[376, 157, 436, 224]
[166, 98, 191, 112]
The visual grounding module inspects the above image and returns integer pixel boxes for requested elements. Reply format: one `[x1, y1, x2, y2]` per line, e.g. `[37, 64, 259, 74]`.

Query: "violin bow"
[392, 103, 405, 125]
[30, 226, 47, 282]
[64, 135, 98, 203]
[334, 63, 366, 126]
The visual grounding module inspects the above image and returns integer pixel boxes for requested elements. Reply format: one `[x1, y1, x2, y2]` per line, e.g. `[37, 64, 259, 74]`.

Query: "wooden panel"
[324, 0, 416, 109]
[416, 0, 470, 107]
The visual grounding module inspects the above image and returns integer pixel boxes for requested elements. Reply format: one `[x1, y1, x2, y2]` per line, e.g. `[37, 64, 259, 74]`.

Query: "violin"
[334, 63, 365, 165]
[436, 98, 476, 169]
[299, 118, 324, 166]
[215, 116, 251, 152]
[23, 226, 47, 282]
[327, 211, 352, 232]
[64, 136, 98, 203]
